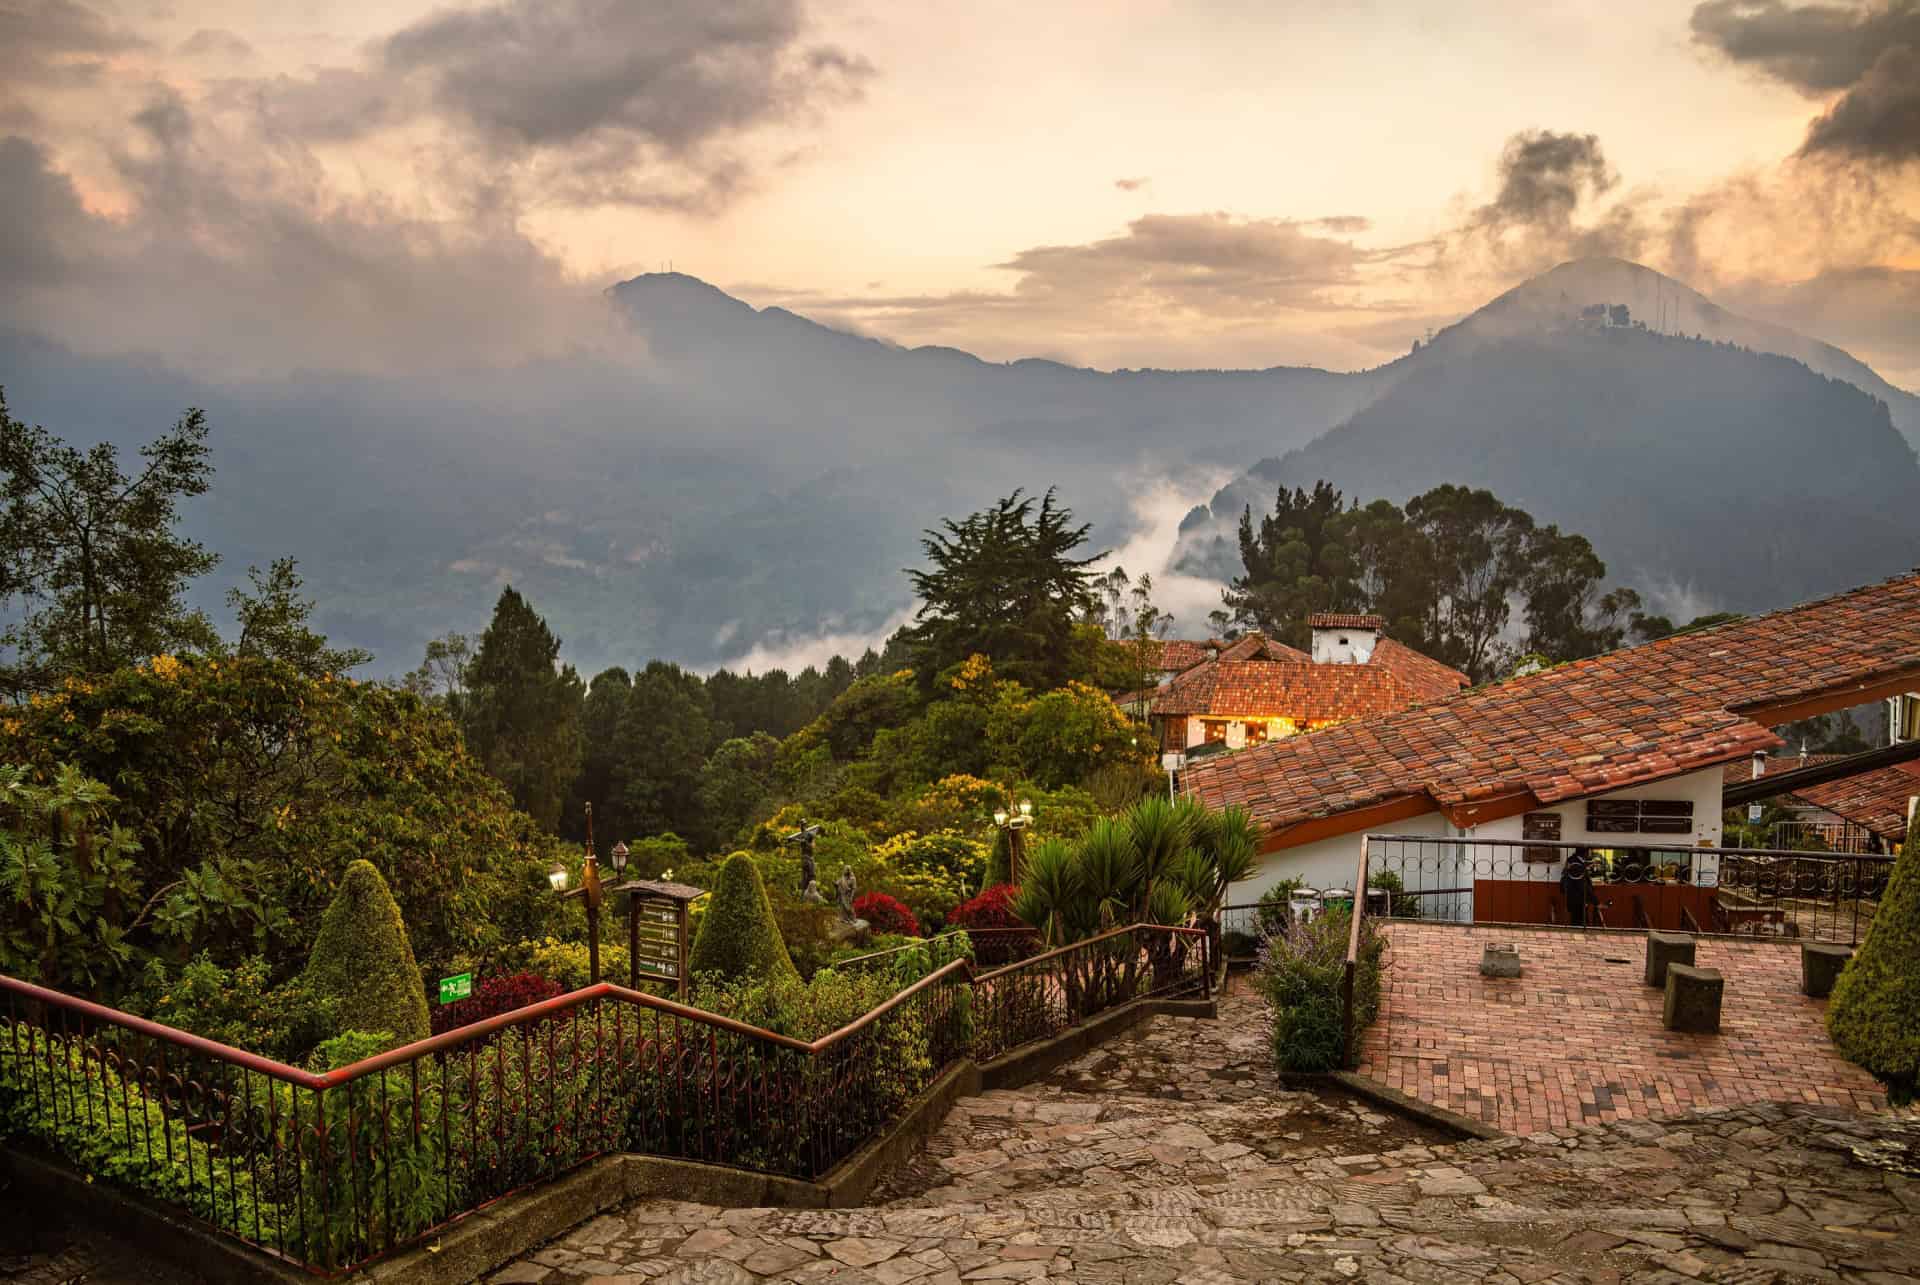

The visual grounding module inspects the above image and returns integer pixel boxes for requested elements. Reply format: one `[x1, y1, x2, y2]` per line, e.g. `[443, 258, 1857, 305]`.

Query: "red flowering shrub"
[431, 971, 564, 1035]
[949, 883, 1021, 931]
[949, 884, 1037, 965]
[853, 891, 920, 937]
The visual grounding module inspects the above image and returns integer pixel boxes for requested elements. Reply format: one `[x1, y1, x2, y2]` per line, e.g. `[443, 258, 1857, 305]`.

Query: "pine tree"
[903, 488, 1101, 690]
[462, 587, 583, 833]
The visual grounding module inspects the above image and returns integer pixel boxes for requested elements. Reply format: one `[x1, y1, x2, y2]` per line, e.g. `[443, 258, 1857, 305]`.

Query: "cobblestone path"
[498, 982, 1920, 1285]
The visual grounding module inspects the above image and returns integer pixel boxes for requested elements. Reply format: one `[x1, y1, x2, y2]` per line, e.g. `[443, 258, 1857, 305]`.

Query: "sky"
[3, 0, 1918, 384]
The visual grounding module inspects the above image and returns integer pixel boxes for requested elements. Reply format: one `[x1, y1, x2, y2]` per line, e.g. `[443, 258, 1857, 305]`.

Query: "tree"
[696, 732, 781, 851]
[616, 660, 721, 839]
[401, 631, 474, 713]
[687, 853, 798, 985]
[226, 557, 371, 677]
[303, 860, 431, 1046]
[462, 588, 584, 833]
[904, 488, 1102, 690]
[0, 391, 218, 698]
[1222, 481, 1361, 646]
[571, 666, 632, 841]
[1517, 527, 1639, 663]
[1404, 485, 1533, 681]
[1828, 812, 1920, 1102]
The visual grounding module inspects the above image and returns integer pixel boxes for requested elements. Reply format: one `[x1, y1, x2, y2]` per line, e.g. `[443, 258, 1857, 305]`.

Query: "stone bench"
[1645, 931, 1695, 988]
[1663, 963, 1723, 1033]
[1801, 943, 1852, 998]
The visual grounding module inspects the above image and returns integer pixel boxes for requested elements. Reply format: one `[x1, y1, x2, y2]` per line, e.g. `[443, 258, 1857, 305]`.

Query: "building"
[1728, 750, 1920, 852]
[1146, 615, 1467, 754]
[1185, 571, 1920, 905]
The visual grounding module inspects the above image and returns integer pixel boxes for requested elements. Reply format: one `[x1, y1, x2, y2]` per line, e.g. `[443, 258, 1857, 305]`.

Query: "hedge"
[688, 853, 799, 985]
[303, 860, 430, 1045]
[1828, 812, 1920, 1101]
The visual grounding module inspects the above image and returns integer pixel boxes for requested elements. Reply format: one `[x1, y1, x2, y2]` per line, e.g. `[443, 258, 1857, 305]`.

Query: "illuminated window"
[1202, 720, 1229, 744]
[1244, 721, 1269, 744]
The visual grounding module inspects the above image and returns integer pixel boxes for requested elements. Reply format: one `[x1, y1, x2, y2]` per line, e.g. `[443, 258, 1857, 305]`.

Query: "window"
[1585, 798, 1693, 835]
[1202, 720, 1229, 744]
[1244, 721, 1269, 744]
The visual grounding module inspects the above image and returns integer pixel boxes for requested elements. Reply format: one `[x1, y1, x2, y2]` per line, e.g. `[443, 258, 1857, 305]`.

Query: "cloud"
[246, 0, 874, 212]
[715, 604, 914, 675]
[0, 0, 142, 125]
[176, 28, 252, 62]
[1691, 0, 1920, 162]
[0, 116, 609, 376]
[1446, 130, 1649, 275]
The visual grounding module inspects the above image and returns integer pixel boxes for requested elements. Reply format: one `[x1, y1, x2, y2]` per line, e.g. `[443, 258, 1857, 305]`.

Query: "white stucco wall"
[1310, 626, 1377, 665]
[1221, 764, 1728, 918]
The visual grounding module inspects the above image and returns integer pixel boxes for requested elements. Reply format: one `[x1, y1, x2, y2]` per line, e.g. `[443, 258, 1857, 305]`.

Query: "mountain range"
[1, 257, 1914, 676]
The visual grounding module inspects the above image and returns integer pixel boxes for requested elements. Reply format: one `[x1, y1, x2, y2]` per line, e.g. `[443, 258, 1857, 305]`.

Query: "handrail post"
[1339, 958, 1356, 1070]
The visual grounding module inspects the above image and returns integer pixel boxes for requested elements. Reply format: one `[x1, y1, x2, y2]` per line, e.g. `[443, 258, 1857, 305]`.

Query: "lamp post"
[993, 799, 1034, 884]
[553, 805, 608, 985]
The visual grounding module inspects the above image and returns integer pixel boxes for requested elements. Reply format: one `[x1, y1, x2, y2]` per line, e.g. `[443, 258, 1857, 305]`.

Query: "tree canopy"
[0, 390, 219, 698]
[903, 488, 1102, 690]
[461, 587, 584, 833]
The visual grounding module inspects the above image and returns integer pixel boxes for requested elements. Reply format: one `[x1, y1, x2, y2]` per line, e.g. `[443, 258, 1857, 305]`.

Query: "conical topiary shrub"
[1827, 809, 1920, 1102]
[688, 853, 799, 985]
[303, 859, 431, 1046]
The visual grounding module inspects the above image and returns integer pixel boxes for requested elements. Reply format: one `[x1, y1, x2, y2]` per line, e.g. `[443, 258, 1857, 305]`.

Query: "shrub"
[854, 891, 920, 936]
[688, 853, 799, 985]
[302, 860, 430, 1046]
[1828, 813, 1920, 1102]
[1255, 879, 1305, 936]
[431, 971, 563, 1035]
[137, 954, 338, 1063]
[489, 937, 631, 991]
[950, 883, 1022, 931]
[1367, 869, 1420, 919]
[1220, 930, 1260, 961]
[1253, 908, 1383, 1073]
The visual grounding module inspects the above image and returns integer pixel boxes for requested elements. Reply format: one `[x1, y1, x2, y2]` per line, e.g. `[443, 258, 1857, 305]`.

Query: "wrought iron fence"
[1357, 833, 1893, 945]
[0, 923, 1204, 1275]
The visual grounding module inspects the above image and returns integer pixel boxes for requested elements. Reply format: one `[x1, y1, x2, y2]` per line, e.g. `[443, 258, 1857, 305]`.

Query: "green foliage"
[1254, 908, 1383, 1073]
[902, 488, 1102, 691]
[462, 587, 584, 833]
[303, 861, 430, 1046]
[0, 392, 219, 699]
[136, 954, 338, 1063]
[688, 853, 799, 985]
[987, 680, 1148, 789]
[493, 936, 633, 991]
[1828, 815, 1920, 1101]
[224, 557, 371, 678]
[0, 762, 147, 991]
[0, 654, 565, 996]
[1224, 479, 1639, 682]
[616, 659, 723, 842]
[1256, 879, 1305, 936]
[696, 732, 781, 849]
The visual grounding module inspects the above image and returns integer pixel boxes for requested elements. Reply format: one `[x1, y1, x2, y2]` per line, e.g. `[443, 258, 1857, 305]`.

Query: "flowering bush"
[431, 971, 564, 1035]
[949, 883, 1021, 931]
[853, 891, 920, 936]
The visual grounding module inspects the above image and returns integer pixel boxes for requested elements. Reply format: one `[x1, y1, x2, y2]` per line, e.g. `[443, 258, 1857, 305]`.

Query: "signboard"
[1160, 752, 1186, 772]
[437, 972, 473, 1004]
[1522, 811, 1562, 862]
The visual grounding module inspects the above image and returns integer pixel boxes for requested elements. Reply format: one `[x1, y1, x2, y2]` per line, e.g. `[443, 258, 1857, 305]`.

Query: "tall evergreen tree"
[904, 488, 1101, 689]
[571, 666, 632, 842]
[616, 660, 719, 840]
[461, 587, 583, 833]
[0, 391, 219, 697]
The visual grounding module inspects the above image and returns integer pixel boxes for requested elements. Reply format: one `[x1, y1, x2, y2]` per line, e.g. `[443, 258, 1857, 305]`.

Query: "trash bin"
[1288, 888, 1322, 925]
[1321, 887, 1354, 915]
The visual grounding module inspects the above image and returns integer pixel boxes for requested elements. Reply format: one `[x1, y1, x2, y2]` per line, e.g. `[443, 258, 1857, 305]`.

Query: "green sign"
[438, 972, 473, 1004]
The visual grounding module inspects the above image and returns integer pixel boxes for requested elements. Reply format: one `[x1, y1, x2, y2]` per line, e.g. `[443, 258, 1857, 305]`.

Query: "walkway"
[1358, 923, 1889, 1134]
[494, 983, 1919, 1284]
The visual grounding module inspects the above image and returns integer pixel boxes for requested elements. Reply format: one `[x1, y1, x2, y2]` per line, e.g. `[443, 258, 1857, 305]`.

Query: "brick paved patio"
[1356, 922, 1889, 1135]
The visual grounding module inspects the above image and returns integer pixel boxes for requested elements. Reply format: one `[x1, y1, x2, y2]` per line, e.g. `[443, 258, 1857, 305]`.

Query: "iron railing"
[1357, 834, 1894, 946]
[0, 923, 1205, 1275]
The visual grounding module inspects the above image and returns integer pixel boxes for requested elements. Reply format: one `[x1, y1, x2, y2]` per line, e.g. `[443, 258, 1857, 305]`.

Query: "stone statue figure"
[835, 864, 858, 918]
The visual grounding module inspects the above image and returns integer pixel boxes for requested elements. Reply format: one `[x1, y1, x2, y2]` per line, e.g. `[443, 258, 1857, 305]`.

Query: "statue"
[782, 823, 821, 896]
[834, 864, 858, 919]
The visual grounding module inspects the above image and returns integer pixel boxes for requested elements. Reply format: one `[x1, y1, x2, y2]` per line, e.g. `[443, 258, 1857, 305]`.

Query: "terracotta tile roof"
[1149, 635, 1466, 722]
[1721, 754, 1849, 785]
[1155, 640, 1217, 672]
[1185, 571, 1920, 844]
[1370, 638, 1471, 702]
[1309, 612, 1385, 630]
[1791, 764, 1920, 841]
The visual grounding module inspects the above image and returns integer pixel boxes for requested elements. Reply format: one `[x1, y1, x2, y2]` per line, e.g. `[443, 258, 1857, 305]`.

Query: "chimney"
[1308, 612, 1382, 665]
[1752, 749, 1767, 778]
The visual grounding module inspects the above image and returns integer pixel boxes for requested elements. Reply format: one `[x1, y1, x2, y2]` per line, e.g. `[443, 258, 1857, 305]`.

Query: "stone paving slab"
[492, 981, 1919, 1284]
[1357, 923, 1890, 1134]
